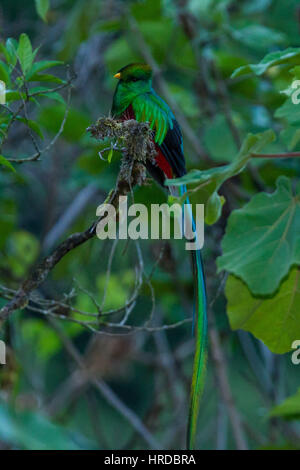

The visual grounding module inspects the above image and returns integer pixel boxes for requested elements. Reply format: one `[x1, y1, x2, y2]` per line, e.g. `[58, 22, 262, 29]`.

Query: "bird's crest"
[114, 63, 152, 82]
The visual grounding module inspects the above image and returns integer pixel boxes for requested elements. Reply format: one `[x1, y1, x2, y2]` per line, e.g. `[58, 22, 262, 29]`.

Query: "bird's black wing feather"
[160, 118, 186, 177]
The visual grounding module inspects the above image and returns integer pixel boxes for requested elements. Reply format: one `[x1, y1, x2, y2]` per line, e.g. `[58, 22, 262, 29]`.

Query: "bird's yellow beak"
[114, 72, 121, 79]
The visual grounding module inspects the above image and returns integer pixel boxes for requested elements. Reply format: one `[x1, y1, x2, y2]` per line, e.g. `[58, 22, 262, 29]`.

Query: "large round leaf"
[225, 268, 300, 354]
[218, 176, 300, 295]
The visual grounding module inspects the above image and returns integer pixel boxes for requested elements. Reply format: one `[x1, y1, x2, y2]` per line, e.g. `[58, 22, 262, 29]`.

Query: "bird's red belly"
[155, 146, 173, 179]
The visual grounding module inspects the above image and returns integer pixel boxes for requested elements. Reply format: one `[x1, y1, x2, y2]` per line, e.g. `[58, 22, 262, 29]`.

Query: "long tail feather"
[180, 185, 207, 450]
[187, 248, 207, 449]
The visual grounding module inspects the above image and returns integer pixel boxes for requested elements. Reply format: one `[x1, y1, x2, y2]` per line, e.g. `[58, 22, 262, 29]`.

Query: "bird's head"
[113, 63, 152, 95]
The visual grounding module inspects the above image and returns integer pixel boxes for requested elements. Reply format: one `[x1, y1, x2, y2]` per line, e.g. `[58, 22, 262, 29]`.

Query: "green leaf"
[35, 0, 50, 22]
[218, 176, 300, 295]
[231, 47, 300, 78]
[0, 154, 15, 172]
[275, 96, 300, 124]
[5, 90, 25, 102]
[0, 402, 81, 450]
[0, 60, 10, 86]
[280, 126, 300, 150]
[269, 389, 300, 419]
[29, 85, 53, 94]
[16, 117, 44, 139]
[225, 268, 300, 354]
[167, 195, 179, 205]
[290, 65, 300, 79]
[26, 60, 64, 80]
[5, 38, 18, 69]
[107, 148, 113, 163]
[230, 24, 286, 51]
[41, 91, 65, 105]
[29, 87, 65, 104]
[17, 33, 33, 74]
[205, 192, 225, 225]
[165, 130, 275, 225]
[27, 73, 65, 84]
[0, 43, 11, 64]
[166, 130, 275, 188]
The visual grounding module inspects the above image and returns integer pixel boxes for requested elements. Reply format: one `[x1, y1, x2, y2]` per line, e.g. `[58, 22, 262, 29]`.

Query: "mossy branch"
[0, 118, 156, 324]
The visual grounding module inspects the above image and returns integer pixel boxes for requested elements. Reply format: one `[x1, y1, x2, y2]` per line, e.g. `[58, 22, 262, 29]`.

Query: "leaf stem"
[252, 151, 300, 159]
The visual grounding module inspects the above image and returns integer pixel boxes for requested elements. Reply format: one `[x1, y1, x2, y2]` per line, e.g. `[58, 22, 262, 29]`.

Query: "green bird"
[112, 63, 207, 450]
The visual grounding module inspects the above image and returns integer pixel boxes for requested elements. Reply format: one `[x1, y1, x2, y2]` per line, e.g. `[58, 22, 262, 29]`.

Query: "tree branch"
[0, 118, 156, 324]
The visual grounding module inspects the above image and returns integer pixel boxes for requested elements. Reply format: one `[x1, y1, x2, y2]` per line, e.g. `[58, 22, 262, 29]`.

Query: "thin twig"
[7, 82, 72, 163]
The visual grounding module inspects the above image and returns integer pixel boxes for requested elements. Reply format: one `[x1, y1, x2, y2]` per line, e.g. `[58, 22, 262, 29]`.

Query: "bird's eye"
[131, 77, 139, 82]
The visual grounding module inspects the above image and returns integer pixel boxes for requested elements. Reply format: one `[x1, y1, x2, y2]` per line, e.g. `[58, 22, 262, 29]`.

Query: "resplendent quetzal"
[112, 63, 207, 450]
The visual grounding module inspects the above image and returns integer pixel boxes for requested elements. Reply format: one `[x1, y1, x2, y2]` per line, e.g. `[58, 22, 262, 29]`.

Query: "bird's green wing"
[132, 91, 174, 145]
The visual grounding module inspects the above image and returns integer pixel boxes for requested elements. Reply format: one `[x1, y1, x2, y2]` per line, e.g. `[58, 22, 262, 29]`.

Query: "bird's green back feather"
[132, 92, 174, 145]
